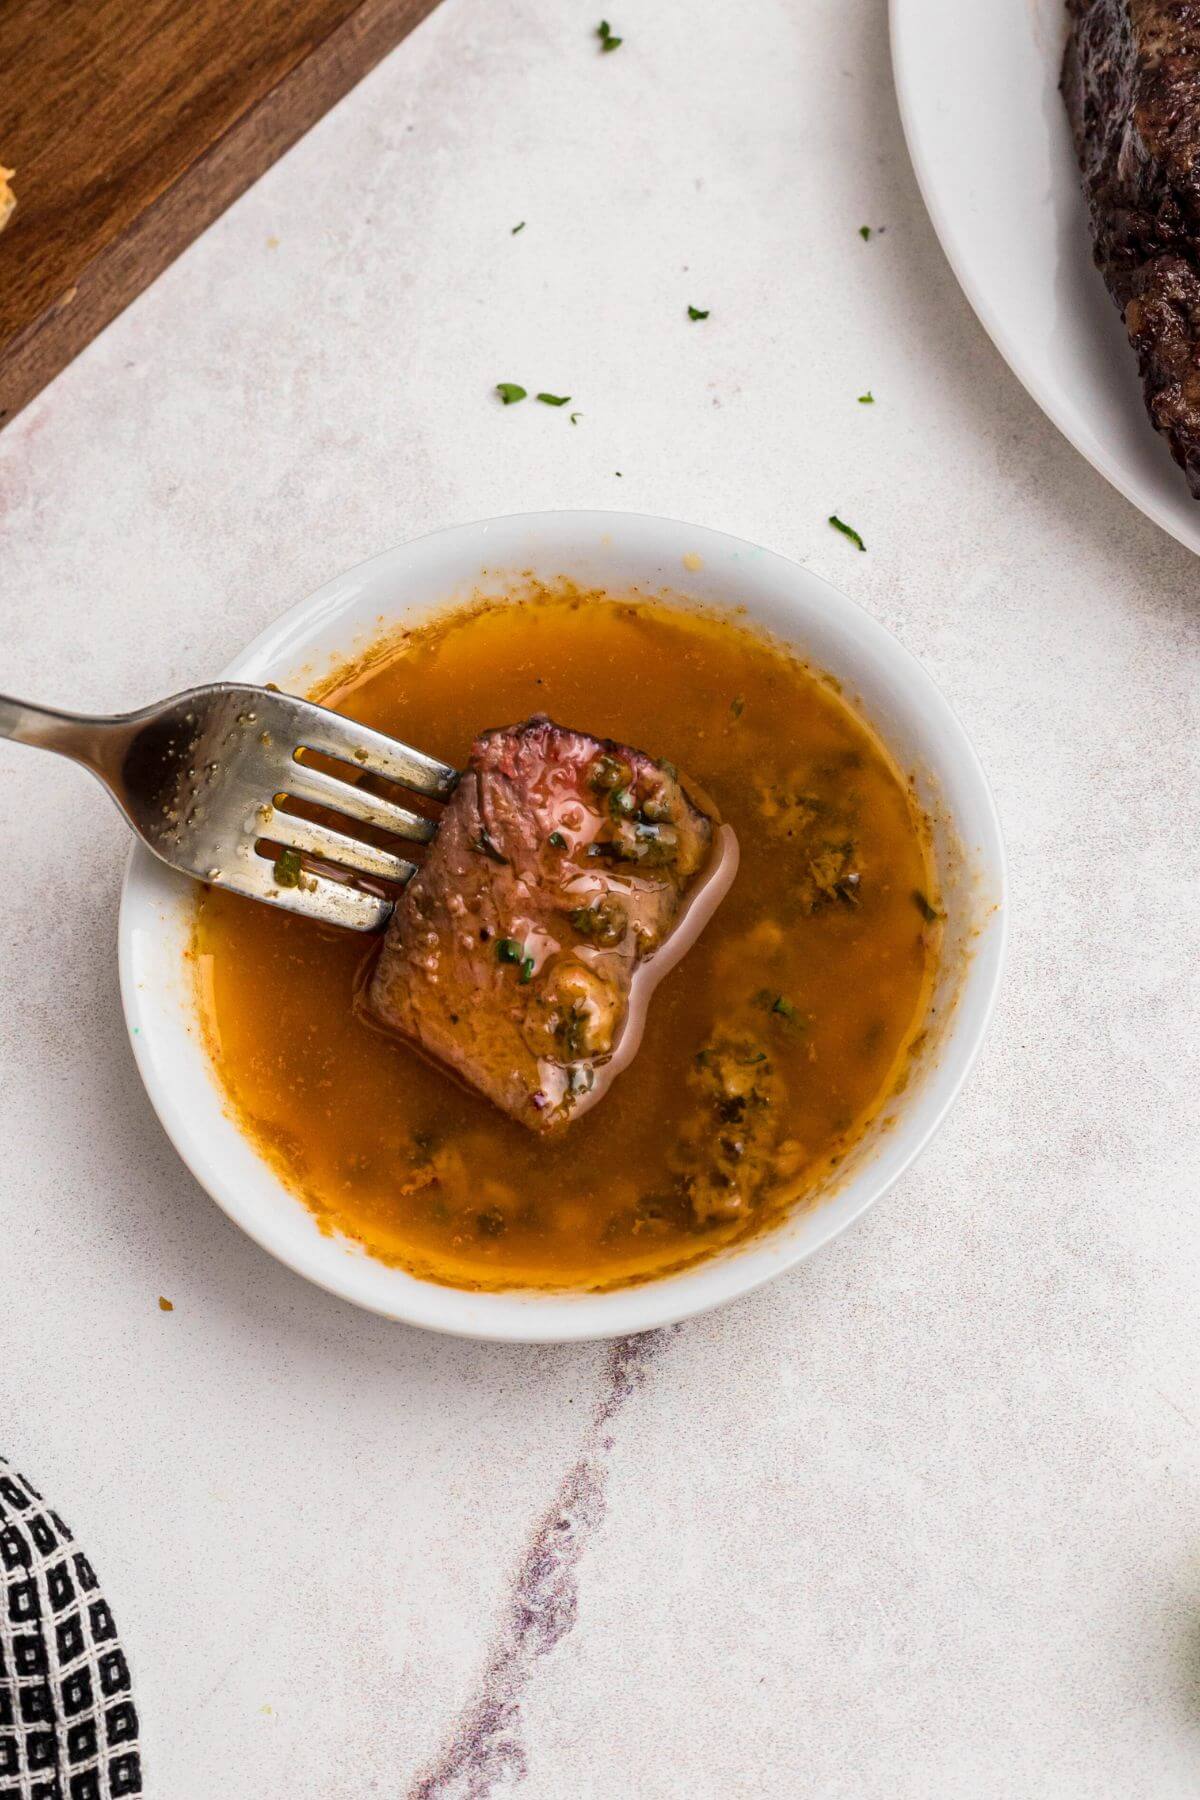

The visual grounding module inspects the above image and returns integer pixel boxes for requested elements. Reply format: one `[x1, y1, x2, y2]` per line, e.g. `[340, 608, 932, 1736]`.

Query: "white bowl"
[890, 0, 1200, 557]
[119, 512, 1006, 1342]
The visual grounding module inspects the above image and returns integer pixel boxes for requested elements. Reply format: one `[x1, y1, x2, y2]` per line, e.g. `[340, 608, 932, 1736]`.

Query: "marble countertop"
[1, 0, 1198, 1793]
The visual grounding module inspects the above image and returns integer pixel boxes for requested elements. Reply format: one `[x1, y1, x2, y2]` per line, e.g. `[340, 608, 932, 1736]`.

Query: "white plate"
[119, 512, 1006, 1342]
[890, 0, 1200, 555]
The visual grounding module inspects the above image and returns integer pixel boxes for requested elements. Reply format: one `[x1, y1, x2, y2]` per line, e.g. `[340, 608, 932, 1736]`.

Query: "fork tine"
[291, 702, 459, 799]
[279, 760, 439, 841]
[221, 848, 393, 931]
[263, 807, 417, 884]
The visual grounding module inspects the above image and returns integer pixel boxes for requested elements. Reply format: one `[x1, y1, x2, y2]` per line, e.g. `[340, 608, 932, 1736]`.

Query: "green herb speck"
[495, 382, 527, 405]
[511, 221, 526, 234]
[570, 411, 582, 424]
[519, 954, 536, 983]
[273, 847, 302, 887]
[589, 753, 630, 792]
[730, 696, 745, 718]
[912, 890, 940, 924]
[858, 390, 874, 404]
[771, 995, 798, 1020]
[537, 392, 571, 407]
[859, 225, 872, 241]
[597, 18, 622, 50]
[548, 830, 566, 849]
[829, 513, 866, 552]
[471, 828, 508, 864]
[497, 938, 523, 964]
[687, 305, 710, 321]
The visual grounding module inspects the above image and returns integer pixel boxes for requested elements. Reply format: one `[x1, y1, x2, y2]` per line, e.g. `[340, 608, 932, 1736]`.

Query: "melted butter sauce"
[193, 590, 939, 1292]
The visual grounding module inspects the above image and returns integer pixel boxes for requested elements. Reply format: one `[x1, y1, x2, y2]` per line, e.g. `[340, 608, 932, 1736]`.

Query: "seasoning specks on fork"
[0, 682, 459, 931]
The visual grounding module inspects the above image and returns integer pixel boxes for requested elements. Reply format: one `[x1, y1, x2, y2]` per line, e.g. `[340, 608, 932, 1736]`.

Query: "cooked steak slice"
[368, 716, 736, 1133]
[1063, 0, 1200, 494]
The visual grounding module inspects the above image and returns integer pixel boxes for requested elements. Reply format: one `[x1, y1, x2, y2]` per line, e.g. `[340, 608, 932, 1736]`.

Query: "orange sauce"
[193, 590, 938, 1290]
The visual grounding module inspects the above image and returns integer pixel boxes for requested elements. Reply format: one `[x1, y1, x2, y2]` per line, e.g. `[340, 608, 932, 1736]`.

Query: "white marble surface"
[1, 0, 1198, 1793]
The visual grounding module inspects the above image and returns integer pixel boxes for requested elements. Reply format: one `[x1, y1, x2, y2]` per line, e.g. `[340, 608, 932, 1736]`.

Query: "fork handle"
[0, 694, 112, 769]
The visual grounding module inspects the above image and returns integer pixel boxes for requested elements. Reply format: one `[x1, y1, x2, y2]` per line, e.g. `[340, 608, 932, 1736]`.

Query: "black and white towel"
[0, 1455, 142, 1800]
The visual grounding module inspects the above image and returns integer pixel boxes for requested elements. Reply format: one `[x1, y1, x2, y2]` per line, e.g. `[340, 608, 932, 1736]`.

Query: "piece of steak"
[367, 716, 737, 1133]
[1063, 0, 1200, 494]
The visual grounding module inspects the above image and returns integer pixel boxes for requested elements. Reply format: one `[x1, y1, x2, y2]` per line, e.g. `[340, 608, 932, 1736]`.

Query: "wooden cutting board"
[0, 0, 441, 430]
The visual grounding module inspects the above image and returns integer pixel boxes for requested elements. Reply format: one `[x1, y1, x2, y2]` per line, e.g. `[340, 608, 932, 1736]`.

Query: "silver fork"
[0, 684, 458, 930]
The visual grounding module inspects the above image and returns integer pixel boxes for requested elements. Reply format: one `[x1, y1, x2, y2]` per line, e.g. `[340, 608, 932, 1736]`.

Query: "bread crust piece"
[1063, 0, 1200, 493]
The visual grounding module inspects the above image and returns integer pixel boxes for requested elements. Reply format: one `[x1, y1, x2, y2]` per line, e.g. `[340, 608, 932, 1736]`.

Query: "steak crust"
[1064, 0, 1200, 493]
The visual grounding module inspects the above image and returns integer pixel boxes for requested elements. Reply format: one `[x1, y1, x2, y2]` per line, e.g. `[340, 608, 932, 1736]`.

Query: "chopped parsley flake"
[857, 391, 875, 404]
[730, 696, 745, 718]
[495, 382, 527, 405]
[471, 828, 508, 864]
[537, 392, 571, 406]
[497, 938, 523, 964]
[519, 954, 536, 983]
[687, 305, 710, 321]
[859, 225, 872, 241]
[273, 847, 302, 887]
[597, 18, 622, 50]
[912, 890, 940, 924]
[511, 221, 526, 234]
[548, 830, 567, 849]
[590, 753, 630, 791]
[828, 513, 866, 552]
[771, 995, 798, 1020]
[569, 411, 582, 424]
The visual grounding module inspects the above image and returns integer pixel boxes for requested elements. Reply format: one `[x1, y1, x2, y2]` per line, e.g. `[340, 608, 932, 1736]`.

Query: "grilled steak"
[1064, 0, 1200, 494]
[368, 716, 737, 1133]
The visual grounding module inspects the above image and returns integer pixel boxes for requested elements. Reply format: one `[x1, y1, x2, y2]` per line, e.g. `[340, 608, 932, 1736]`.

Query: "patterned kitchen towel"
[0, 1454, 142, 1799]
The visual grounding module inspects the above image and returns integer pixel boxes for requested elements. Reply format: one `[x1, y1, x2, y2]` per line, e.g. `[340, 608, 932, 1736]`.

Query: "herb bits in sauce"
[193, 590, 938, 1292]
